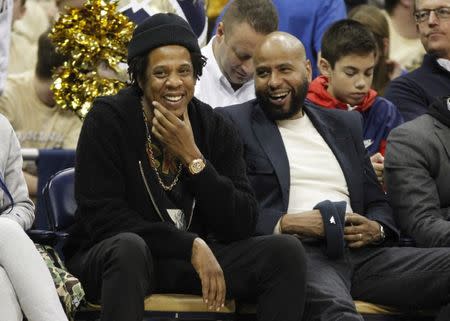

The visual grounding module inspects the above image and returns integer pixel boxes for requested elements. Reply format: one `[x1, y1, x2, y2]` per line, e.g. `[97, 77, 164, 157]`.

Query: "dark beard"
[257, 78, 309, 121]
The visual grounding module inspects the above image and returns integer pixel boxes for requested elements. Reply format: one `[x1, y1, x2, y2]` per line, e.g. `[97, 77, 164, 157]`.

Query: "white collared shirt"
[194, 37, 255, 108]
[437, 58, 450, 72]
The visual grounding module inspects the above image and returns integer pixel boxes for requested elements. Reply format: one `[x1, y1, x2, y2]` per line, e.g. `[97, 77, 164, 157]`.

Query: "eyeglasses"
[414, 7, 450, 23]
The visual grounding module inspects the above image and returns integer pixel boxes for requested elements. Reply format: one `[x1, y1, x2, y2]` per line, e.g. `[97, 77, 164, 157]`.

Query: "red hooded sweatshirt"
[306, 76, 377, 112]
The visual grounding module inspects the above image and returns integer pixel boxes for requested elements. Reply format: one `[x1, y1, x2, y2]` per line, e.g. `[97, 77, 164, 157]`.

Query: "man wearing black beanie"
[63, 13, 307, 321]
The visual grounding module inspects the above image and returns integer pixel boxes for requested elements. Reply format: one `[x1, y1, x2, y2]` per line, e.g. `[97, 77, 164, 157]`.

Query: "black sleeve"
[75, 103, 197, 261]
[184, 113, 258, 242]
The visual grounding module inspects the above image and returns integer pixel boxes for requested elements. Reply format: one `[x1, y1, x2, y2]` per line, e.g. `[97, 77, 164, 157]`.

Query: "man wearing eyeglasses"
[385, 0, 450, 121]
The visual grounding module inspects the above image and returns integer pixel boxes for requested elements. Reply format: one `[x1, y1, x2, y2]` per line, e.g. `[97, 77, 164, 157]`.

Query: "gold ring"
[359, 233, 363, 240]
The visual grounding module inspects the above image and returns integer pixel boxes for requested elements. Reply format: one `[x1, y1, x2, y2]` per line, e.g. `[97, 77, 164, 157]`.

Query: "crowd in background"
[0, 0, 450, 320]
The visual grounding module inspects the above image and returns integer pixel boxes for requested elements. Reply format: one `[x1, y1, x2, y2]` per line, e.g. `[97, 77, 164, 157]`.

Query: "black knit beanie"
[127, 13, 201, 62]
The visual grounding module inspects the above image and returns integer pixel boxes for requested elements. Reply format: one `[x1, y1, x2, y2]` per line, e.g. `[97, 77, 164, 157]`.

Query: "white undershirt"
[437, 58, 450, 72]
[274, 113, 352, 233]
[194, 37, 256, 108]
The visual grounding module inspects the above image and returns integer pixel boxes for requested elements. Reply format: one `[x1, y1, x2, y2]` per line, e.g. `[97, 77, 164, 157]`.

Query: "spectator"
[384, 0, 450, 121]
[12, 0, 50, 46]
[218, 31, 450, 321]
[385, 96, 450, 247]
[64, 13, 307, 321]
[383, 0, 425, 71]
[349, 4, 404, 96]
[307, 20, 403, 184]
[195, 0, 278, 108]
[8, 0, 40, 74]
[0, 30, 82, 196]
[213, 0, 347, 78]
[0, 114, 69, 321]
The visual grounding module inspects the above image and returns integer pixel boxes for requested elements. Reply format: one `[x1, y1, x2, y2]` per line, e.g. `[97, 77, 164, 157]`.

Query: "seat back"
[34, 149, 76, 230]
[42, 167, 76, 231]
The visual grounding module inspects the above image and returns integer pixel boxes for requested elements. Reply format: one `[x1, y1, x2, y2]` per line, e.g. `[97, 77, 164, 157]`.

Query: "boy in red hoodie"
[306, 19, 403, 184]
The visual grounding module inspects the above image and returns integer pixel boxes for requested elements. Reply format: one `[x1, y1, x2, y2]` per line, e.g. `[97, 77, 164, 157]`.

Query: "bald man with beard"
[217, 31, 450, 321]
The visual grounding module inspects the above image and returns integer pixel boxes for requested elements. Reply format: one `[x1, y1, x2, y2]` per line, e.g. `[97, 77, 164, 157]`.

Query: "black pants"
[303, 244, 450, 321]
[67, 233, 307, 321]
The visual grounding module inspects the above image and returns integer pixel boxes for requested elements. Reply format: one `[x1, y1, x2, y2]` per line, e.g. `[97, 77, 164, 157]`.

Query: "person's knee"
[105, 232, 153, 276]
[0, 218, 30, 252]
[0, 218, 25, 240]
[263, 234, 306, 270]
[269, 234, 305, 258]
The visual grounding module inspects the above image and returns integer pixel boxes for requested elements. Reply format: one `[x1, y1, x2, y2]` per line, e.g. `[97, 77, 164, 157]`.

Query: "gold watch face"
[189, 159, 205, 174]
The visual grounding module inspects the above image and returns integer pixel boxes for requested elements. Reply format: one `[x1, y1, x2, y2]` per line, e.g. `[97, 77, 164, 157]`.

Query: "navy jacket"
[385, 54, 450, 122]
[216, 100, 399, 239]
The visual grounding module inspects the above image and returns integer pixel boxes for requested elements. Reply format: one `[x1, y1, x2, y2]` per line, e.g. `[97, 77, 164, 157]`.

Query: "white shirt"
[274, 113, 352, 233]
[194, 37, 255, 108]
[0, 0, 12, 95]
[437, 58, 450, 72]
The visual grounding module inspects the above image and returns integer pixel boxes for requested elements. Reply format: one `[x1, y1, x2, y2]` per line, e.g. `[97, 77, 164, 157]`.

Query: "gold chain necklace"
[142, 109, 182, 191]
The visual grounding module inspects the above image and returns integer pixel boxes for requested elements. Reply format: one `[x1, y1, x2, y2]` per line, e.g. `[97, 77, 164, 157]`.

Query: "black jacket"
[64, 86, 258, 261]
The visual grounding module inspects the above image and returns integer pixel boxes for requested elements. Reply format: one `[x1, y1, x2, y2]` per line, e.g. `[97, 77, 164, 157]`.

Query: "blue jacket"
[385, 54, 450, 122]
[360, 96, 404, 156]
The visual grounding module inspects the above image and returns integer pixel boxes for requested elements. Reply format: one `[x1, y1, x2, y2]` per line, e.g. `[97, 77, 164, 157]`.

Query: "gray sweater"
[0, 114, 34, 229]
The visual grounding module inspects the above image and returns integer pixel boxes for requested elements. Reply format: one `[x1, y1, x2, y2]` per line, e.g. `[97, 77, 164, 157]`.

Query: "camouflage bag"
[35, 244, 85, 321]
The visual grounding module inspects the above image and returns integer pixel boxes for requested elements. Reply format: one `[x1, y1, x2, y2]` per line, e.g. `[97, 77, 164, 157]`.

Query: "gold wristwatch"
[188, 158, 206, 175]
